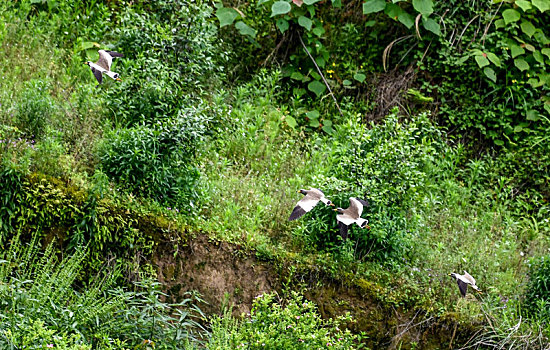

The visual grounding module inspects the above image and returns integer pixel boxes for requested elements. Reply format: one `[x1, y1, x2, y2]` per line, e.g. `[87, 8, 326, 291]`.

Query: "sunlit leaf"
[542, 48, 550, 59]
[520, 21, 536, 37]
[285, 115, 297, 128]
[511, 45, 525, 58]
[532, 0, 550, 12]
[486, 52, 501, 67]
[362, 0, 386, 14]
[515, 0, 532, 11]
[306, 110, 320, 119]
[533, 50, 544, 63]
[526, 110, 541, 121]
[412, 0, 434, 15]
[271, 1, 291, 17]
[502, 9, 520, 24]
[474, 55, 490, 68]
[514, 58, 529, 71]
[483, 67, 497, 82]
[304, 0, 322, 4]
[312, 26, 325, 37]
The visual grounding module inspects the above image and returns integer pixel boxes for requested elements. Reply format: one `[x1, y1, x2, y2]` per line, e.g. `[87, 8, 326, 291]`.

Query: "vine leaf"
[304, 0, 322, 4]
[515, 0, 532, 11]
[532, 0, 550, 12]
[308, 80, 326, 97]
[474, 55, 490, 68]
[235, 21, 257, 38]
[363, 0, 386, 14]
[412, 0, 434, 15]
[271, 1, 291, 17]
[353, 73, 366, 83]
[276, 18, 289, 33]
[422, 17, 441, 36]
[514, 58, 529, 71]
[483, 67, 497, 82]
[502, 9, 521, 24]
[298, 16, 313, 31]
[216, 8, 239, 27]
[486, 52, 501, 67]
[520, 21, 536, 38]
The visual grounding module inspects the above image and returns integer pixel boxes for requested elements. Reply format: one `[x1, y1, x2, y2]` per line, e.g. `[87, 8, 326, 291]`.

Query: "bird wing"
[106, 50, 124, 58]
[456, 279, 468, 297]
[288, 197, 319, 221]
[96, 51, 111, 70]
[308, 188, 324, 200]
[338, 221, 349, 240]
[348, 198, 364, 218]
[463, 271, 476, 285]
[91, 67, 103, 84]
[356, 198, 369, 207]
[336, 213, 356, 226]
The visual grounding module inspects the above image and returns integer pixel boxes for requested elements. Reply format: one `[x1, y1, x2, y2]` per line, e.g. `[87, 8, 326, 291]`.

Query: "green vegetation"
[0, 0, 549, 348]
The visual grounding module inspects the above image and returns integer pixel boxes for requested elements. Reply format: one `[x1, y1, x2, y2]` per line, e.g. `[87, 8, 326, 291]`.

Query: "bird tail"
[356, 218, 368, 228]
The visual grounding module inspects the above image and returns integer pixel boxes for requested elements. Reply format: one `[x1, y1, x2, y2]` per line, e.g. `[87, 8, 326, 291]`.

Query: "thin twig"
[297, 33, 343, 117]
[481, 1, 503, 46]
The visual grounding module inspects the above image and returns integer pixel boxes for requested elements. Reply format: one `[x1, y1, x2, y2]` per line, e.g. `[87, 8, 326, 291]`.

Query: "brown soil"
[153, 234, 474, 349]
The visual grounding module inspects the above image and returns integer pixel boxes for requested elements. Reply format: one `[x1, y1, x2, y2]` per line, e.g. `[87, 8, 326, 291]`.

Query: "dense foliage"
[0, 0, 549, 348]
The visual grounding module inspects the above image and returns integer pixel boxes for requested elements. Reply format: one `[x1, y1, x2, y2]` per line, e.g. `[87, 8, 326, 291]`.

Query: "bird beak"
[366, 225, 371, 229]
[333, 208, 338, 212]
[329, 203, 335, 206]
[296, 190, 300, 193]
[116, 78, 122, 81]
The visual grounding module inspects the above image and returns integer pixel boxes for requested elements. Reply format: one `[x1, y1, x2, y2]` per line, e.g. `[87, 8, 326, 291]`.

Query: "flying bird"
[84, 49, 124, 86]
[333, 198, 369, 240]
[449, 271, 482, 297]
[289, 188, 334, 221]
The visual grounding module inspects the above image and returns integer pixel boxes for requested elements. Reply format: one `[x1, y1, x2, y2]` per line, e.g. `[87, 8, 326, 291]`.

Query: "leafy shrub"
[15, 79, 55, 140]
[0, 233, 206, 349]
[98, 108, 213, 209]
[207, 292, 361, 349]
[296, 111, 447, 262]
[525, 255, 550, 322]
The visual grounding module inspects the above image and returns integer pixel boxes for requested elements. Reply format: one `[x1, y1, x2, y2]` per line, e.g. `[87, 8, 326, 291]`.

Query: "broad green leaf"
[412, 0, 434, 15]
[308, 80, 326, 97]
[258, 0, 271, 5]
[514, 58, 529, 71]
[542, 48, 550, 59]
[474, 55, 490, 68]
[524, 43, 535, 51]
[527, 77, 544, 87]
[304, 0, 321, 4]
[494, 19, 506, 29]
[216, 8, 239, 27]
[331, 0, 342, 7]
[532, 0, 550, 12]
[354, 72, 366, 83]
[235, 21, 257, 37]
[312, 26, 325, 37]
[298, 16, 313, 31]
[306, 110, 320, 119]
[534, 31, 550, 45]
[533, 50, 544, 63]
[384, 3, 401, 18]
[309, 118, 320, 128]
[342, 79, 352, 86]
[276, 18, 289, 32]
[323, 119, 332, 127]
[285, 115, 297, 128]
[362, 0, 386, 14]
[486, 52, 501, 67]
[511, 45, 525, 58]
[515, 0, 532, 11]
[502, 9, 521, 24]
[365, 20, 376, 27]
[520, 21, 536, 37]
[494, 139, 505, 146]
[290, 71, 304, 80]
[322, 125, 334, 134]
[483, 67, 497, 82]
[271, 1, 291, 17]
[422, 17, 441, 35]
[514, 125, 523, 133]
[398, 10, 415, 28]
[526, 110, 541, 121]
[316, 56, 326, 68]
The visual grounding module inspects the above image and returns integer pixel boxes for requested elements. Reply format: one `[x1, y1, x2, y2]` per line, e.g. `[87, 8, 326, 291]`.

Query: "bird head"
[325, 200, 335, 207]
[360, 220, 369, 229]
[84, 61, 91, 66]
[298, 189, 307, 195]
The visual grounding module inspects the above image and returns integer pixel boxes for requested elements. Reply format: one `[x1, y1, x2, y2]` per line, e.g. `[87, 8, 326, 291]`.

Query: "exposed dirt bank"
[154, 234, 474, 349]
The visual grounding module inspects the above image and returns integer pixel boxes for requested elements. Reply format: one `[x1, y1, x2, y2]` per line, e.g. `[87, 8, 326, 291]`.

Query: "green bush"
[15, 79, 55, 140]
[207, 292, 362, 349]
[525, 255, 550, 323]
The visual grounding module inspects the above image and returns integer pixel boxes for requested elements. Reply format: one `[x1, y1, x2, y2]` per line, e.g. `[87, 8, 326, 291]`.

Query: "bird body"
[334, 198, 369, 240]
[450, 271, 482, 297]
[84, 50, 124, 85]
[289, 188, 334, 221]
